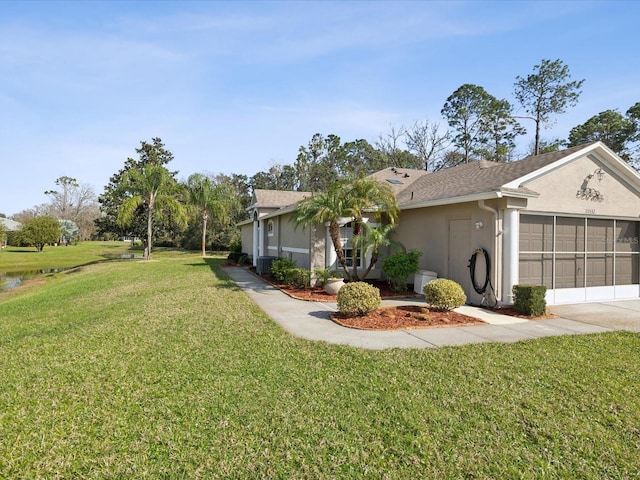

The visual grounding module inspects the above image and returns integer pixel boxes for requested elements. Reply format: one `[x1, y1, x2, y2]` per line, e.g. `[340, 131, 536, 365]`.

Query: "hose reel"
[468, 248, 497, 306]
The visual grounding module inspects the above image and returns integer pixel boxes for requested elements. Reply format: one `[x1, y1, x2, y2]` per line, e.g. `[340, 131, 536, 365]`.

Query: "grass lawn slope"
[1, 251, 639, 478]
[0, 241, 134, 273]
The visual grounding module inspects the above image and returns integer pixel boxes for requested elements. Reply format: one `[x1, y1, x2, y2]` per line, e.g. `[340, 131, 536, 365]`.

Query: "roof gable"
[392, 142, 640, 208]
[251, 189, 311, 209]
[503, 141, 640, 194]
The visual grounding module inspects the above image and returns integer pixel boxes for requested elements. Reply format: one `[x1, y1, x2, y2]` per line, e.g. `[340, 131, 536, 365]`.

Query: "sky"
[1, 0, 639, 216]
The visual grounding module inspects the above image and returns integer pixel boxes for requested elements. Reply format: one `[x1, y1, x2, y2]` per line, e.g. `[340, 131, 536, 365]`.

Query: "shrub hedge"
[337, 282, 381, 316]
[423, 278, 466, 311]
[513, 284, 547, 316]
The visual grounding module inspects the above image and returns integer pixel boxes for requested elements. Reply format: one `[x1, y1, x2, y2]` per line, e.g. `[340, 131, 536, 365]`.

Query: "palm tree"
[353, 223, 403, 280]
[343, 175, 399, 280]
[117, 164, 187, 260]
[292, 180, 350, 277]
[292, 175, 399, 281]
[184, 173, 236, 257]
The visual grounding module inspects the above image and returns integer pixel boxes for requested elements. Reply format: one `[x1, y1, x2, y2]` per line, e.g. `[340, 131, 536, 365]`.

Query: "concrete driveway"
[550, 300, 640, 332]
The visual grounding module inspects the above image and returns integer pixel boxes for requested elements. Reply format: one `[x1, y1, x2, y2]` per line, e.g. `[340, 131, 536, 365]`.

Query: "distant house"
[0, 218, 21, 248]
[240, 142, 640, 305]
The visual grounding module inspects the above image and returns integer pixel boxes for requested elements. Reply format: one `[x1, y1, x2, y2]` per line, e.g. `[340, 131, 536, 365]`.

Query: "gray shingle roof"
[252, 189, 311, 208]
[397, 143, 594, 207]
[247, 143, 608, 217]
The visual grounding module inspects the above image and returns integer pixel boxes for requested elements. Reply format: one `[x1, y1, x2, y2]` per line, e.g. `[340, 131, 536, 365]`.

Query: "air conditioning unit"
[256, 256, 279, 275]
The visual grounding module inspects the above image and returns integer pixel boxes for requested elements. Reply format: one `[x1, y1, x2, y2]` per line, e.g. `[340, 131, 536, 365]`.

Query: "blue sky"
[1, 0, 639, 215]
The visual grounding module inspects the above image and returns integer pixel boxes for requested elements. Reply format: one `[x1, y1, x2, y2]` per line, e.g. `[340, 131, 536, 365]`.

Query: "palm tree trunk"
[361, 251, 378, 280]
[146, 209, 152, 260]
[350, 220, 362, 281]
[329, 222, 351, 280]
[201, 213, 208, 257]
[146, 196, 154, 261]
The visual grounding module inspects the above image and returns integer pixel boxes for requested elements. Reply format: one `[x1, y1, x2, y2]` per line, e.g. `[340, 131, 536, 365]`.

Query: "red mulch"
[253, 272, 481, 330]
[481, 305, 556, 320]
[224, 264, 551, 330]
[331, 305, 484, 330]
[272, 279, 420, 302]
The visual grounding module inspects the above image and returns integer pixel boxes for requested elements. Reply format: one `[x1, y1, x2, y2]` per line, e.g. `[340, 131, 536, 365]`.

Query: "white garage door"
[519, 215, 640, 304]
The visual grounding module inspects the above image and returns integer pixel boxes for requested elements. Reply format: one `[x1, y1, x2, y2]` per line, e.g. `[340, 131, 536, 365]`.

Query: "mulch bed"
[481, 305, 556, 320]
[248, 270, 481, 330]
[260, 276, 420, 302]
[225, 264, 550, 330]
[331, 305, 484, 330]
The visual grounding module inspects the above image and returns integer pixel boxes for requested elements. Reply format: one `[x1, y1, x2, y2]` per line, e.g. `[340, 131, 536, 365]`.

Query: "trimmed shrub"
[314, 267, 342, 285]
[513, 284, 547, 316]
[227, 251, 244, 263]
[337, 282, 381, 316]
[382, 250, 422, 292]
[423, 278, 466, 311]
[284, 268, 311, 288]
[229, 239, 242, 253]
[270, 258, 297, 282]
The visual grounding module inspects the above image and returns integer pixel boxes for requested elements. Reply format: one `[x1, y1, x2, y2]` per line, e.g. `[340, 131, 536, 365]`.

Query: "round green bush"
[283, 268, 311, 288]
[337, 282, 381, 316]
[270, 258, 296, 281]
[423, 278, 466, 311]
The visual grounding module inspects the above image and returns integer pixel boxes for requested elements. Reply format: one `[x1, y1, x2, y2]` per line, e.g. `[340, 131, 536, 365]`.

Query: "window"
[267, 220, 274, 236]
[338, 222, 364, 268]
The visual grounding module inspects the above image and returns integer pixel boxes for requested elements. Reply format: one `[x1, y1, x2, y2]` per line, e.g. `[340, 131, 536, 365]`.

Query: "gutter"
[477, 199, 501, 303]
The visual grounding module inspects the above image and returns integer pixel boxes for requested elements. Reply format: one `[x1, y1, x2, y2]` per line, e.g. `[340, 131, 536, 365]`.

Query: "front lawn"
[0, 252, 638, 478]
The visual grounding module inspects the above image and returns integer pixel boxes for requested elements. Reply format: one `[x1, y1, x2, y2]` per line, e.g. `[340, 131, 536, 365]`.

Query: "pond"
[0, 253, 142, 293]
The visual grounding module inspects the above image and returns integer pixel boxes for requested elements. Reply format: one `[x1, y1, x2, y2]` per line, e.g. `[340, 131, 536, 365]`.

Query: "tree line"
[3, 58, 639, 254]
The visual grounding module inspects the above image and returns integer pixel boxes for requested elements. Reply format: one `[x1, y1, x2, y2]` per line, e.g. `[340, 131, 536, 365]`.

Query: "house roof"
[240, 142, 638, 223]
[396, 142, 601, 208]
[0, 218, 21, 231]
[251, 189, 311, 208]
[367, 167, 431, 196]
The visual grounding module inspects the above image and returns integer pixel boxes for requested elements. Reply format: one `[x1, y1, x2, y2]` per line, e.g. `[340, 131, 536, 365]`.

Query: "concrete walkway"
[223, 267, 630, 350]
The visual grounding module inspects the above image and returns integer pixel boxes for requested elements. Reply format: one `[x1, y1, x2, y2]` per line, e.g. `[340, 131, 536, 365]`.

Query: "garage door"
[519, 215, 639, 304]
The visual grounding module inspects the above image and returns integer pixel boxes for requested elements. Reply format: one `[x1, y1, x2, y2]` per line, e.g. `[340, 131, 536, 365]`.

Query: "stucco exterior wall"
[394, 202, 497, 304]
[524, 154, 640, 217]
[240, 223, 253, 258]
[261, 212, 313, 269]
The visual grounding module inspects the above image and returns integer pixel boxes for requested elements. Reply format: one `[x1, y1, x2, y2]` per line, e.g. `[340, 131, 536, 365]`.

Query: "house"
[0, 218, 21, 248]
[238, 189, 311, 267]
[240, 142, 640, 305]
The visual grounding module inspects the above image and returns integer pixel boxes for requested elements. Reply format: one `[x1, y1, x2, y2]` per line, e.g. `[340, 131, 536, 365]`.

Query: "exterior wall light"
[475, 221, 484, 230]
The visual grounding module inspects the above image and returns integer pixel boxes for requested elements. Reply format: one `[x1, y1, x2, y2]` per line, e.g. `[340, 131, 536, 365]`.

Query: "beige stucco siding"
[395, 202, 497, 304]
[240, 223, 253, 257]
[524, 154, 640, 217]
[264, 213, 313, 269]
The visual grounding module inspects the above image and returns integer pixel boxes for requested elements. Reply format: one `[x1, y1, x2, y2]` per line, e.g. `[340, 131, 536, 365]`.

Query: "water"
[0, 253, 142, 292]
[1, 268, 69, 292]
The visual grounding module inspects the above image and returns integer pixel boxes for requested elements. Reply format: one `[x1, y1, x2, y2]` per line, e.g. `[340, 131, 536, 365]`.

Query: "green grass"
[1, 251, 639, 478]
[0, 241, 134, 273]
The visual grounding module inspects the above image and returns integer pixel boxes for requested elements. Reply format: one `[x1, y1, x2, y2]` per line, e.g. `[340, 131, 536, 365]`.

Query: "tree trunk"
[329, 222, 351, 280]
[146, 199, 153, 260]
[350, 220, 362, 281]
[201, 213, 208, 257]
[361, 251, 378, 280]
[534, 113, 541, 156]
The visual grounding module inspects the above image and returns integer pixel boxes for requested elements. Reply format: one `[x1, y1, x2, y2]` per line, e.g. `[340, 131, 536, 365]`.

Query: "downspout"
[478, 200, 501, 303]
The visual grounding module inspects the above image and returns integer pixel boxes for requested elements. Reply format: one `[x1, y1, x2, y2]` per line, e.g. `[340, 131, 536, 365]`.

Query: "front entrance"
[519, 214, 640, 304]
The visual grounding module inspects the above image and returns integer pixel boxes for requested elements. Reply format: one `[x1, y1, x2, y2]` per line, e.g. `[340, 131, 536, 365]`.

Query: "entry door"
[448, 218, 472, 296]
